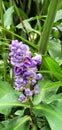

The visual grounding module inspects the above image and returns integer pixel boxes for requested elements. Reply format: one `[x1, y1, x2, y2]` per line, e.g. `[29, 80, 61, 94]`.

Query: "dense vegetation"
[0, 0, 62, 130]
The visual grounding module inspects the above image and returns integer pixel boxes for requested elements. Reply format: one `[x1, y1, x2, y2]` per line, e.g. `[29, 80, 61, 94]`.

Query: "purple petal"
[36, 73, 43, 80]
[34, 84, 39, 89]
[32, 53, 42, 65]
[19, 94, 26, 102]
[25, 88, 32, 96]
[23, 57, 32, 67]
[14, 66, 23, 75]
[32, 79, 36, 85]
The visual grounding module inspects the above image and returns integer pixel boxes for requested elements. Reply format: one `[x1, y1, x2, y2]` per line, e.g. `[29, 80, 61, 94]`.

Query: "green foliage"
[34, 103, 62, 130]
[0, 116, 30, 130]
[0, 81, 28, 115]
[44, 56, 62, 80]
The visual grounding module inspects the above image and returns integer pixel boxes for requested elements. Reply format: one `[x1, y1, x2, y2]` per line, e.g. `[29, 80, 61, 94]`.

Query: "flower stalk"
[38, 0, 59, 54]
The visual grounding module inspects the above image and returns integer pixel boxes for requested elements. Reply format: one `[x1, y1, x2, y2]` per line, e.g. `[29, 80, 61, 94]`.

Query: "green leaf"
[33, 79, 62, 105]
[42, 126, 50, 130]
[0, 41, 9, 47]
[4, 6, 14, 27]
[45, 81, 62, 89]
[34, 103, 62, 130]
[48, 40, 62, 65]
[57, 23, 62, 32]
[16, 20, 40, 35]
[33, 79, 51, 105]
[0, 81, 28, 115]
[15, 110, 24, 116]
[45, 93, 62, 103]
[0, 81, 14, 98]
[54, 9, 62, 22]
[44, 56, 62, 80]
[0, 116, 30, 130]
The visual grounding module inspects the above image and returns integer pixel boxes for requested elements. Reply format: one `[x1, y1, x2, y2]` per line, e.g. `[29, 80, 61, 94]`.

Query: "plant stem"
[0, 0, 3, 25]
[9, 0, 14, 39]
[38, 0, 59, 54]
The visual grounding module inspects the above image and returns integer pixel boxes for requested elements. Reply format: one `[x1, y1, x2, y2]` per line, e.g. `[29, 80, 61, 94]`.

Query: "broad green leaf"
[0, 81, 14, 98]
[44, 56, 62, 80]
[0, 81, 28, 115]
[45, 81, 62, 89]
[0, 116, 30, 130]
[0, 93, 27, 115]
[33, 79, 62, 105]
[54, 9, 62, 22]
[34, 103, 62, 130]
[33, 79, 51, 105]
[4, 6, 14, 27]
[48, 40, 62, 65]
[45, 93, 62, 103]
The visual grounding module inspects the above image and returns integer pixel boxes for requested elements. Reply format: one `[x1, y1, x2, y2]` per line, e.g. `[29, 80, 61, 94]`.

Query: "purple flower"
[25, 88, 32, 96]
[23, 70, 36, 80]
[9, 40, 43, 103]
[15, 77, 27, 89]
[32, 79, 36, 85]
[34, 84, 39, 94]
[32, 53, 42, 65]
[19, 94, 26, 102]
[36, 73, 43, 80]
[15, 77, 23, 84]
[23, 57, 33, 67]
[14, 66, 23, 75]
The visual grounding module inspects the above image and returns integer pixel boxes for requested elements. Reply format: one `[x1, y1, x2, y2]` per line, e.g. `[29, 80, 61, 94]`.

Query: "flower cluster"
[9, 40, 42, 102]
